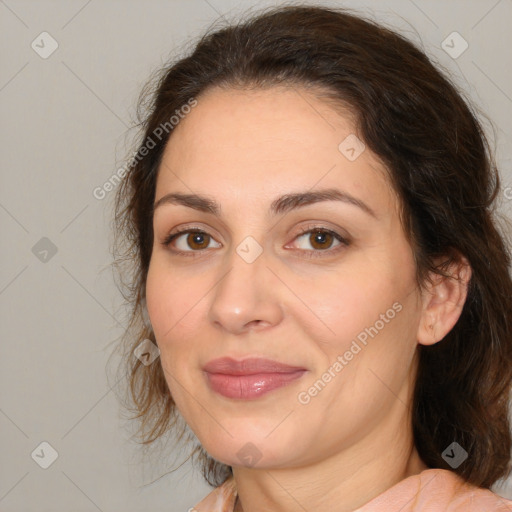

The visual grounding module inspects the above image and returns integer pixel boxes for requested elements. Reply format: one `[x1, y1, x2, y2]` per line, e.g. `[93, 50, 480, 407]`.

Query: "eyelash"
[161, 224, 349, 259]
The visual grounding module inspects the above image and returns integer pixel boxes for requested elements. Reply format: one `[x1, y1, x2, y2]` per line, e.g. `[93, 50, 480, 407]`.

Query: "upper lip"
[203, 357, 306, 375]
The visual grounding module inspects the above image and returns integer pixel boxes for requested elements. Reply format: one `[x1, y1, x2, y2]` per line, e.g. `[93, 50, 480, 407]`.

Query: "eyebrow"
[153, 188, 377, 218]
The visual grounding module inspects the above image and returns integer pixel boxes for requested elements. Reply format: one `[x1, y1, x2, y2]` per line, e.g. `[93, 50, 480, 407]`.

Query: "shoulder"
[357, 468, 512, 511]
[192, 476, 237, 512]
[191, 469, 512, 511]
[431, 469, 512, 512]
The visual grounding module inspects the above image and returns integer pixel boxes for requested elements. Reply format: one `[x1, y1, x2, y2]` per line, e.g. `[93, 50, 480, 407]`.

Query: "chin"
[200, 431, 299, 470]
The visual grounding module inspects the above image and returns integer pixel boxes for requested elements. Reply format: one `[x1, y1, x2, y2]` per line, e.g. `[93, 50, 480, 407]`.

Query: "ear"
[417, 253, 472, 346]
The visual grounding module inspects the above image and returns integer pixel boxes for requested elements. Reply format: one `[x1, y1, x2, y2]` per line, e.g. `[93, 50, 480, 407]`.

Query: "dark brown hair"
[110, 4, 512, 489]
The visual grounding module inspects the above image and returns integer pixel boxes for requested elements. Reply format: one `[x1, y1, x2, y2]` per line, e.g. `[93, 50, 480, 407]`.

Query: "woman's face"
[146, 86, 425, 469]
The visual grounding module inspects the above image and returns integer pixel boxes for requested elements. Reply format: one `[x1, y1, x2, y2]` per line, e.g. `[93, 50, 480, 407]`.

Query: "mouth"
[203, 357, 308, 400]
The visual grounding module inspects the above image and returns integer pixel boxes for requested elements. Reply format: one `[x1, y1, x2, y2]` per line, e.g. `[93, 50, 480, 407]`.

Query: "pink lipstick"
[203, 357, 307, 399]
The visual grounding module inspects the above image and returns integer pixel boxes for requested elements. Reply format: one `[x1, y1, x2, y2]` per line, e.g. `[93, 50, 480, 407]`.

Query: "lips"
[203, 357, 307, 399]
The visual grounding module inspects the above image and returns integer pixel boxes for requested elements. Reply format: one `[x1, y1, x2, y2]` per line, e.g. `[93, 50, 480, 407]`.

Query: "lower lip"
[205, 370, 307, 399]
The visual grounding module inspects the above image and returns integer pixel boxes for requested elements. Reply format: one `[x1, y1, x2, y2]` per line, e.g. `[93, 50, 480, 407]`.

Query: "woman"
[111, 5, 512, 511]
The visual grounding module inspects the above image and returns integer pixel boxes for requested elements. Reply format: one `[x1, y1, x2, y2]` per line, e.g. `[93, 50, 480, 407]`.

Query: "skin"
[145, 85, 470, 512]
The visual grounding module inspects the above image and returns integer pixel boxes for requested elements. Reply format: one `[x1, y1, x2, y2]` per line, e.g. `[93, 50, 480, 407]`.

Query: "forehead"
[156, 86, 397, 217]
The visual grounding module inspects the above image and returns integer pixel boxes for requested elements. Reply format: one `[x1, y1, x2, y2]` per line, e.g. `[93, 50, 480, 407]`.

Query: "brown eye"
[185, 232, 211, 250]
[162, 226, 348, 259]
[308, 230, 335, 250]
[293, 228, 346, 253]
[162, 228, 221, 253]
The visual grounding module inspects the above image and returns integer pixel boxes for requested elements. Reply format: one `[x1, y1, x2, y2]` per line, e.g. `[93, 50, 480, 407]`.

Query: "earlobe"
[417, 255, 472, 346]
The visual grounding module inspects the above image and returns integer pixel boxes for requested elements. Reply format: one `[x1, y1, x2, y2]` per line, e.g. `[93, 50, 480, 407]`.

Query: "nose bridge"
[208, 235, 282, 332]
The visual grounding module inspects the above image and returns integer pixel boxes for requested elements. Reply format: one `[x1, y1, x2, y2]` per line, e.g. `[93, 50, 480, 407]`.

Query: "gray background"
[1, 0, 511, 510]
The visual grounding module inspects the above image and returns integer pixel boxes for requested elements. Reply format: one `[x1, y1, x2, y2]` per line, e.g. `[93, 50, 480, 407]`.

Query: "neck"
[234, 447, 427, 512]
[231, 403, 427, 512]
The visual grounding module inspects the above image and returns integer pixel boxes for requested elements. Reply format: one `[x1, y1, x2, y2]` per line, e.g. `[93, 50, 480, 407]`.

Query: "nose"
[208, 245, 284, 335]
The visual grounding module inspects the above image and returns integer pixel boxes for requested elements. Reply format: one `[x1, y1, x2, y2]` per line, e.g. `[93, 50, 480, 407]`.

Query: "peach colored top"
[192, 468, 512, 511]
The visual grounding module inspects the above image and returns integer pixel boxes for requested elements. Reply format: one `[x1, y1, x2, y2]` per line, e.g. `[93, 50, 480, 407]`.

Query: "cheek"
[294, 262, 401, 350]
[298, 247, 419, 381]
[145, 260, 204, 409]
[145, 258, 202, 340]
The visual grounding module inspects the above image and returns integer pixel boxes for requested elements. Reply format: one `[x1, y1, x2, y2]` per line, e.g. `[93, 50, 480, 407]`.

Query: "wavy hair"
[110, 4, 512, 489]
